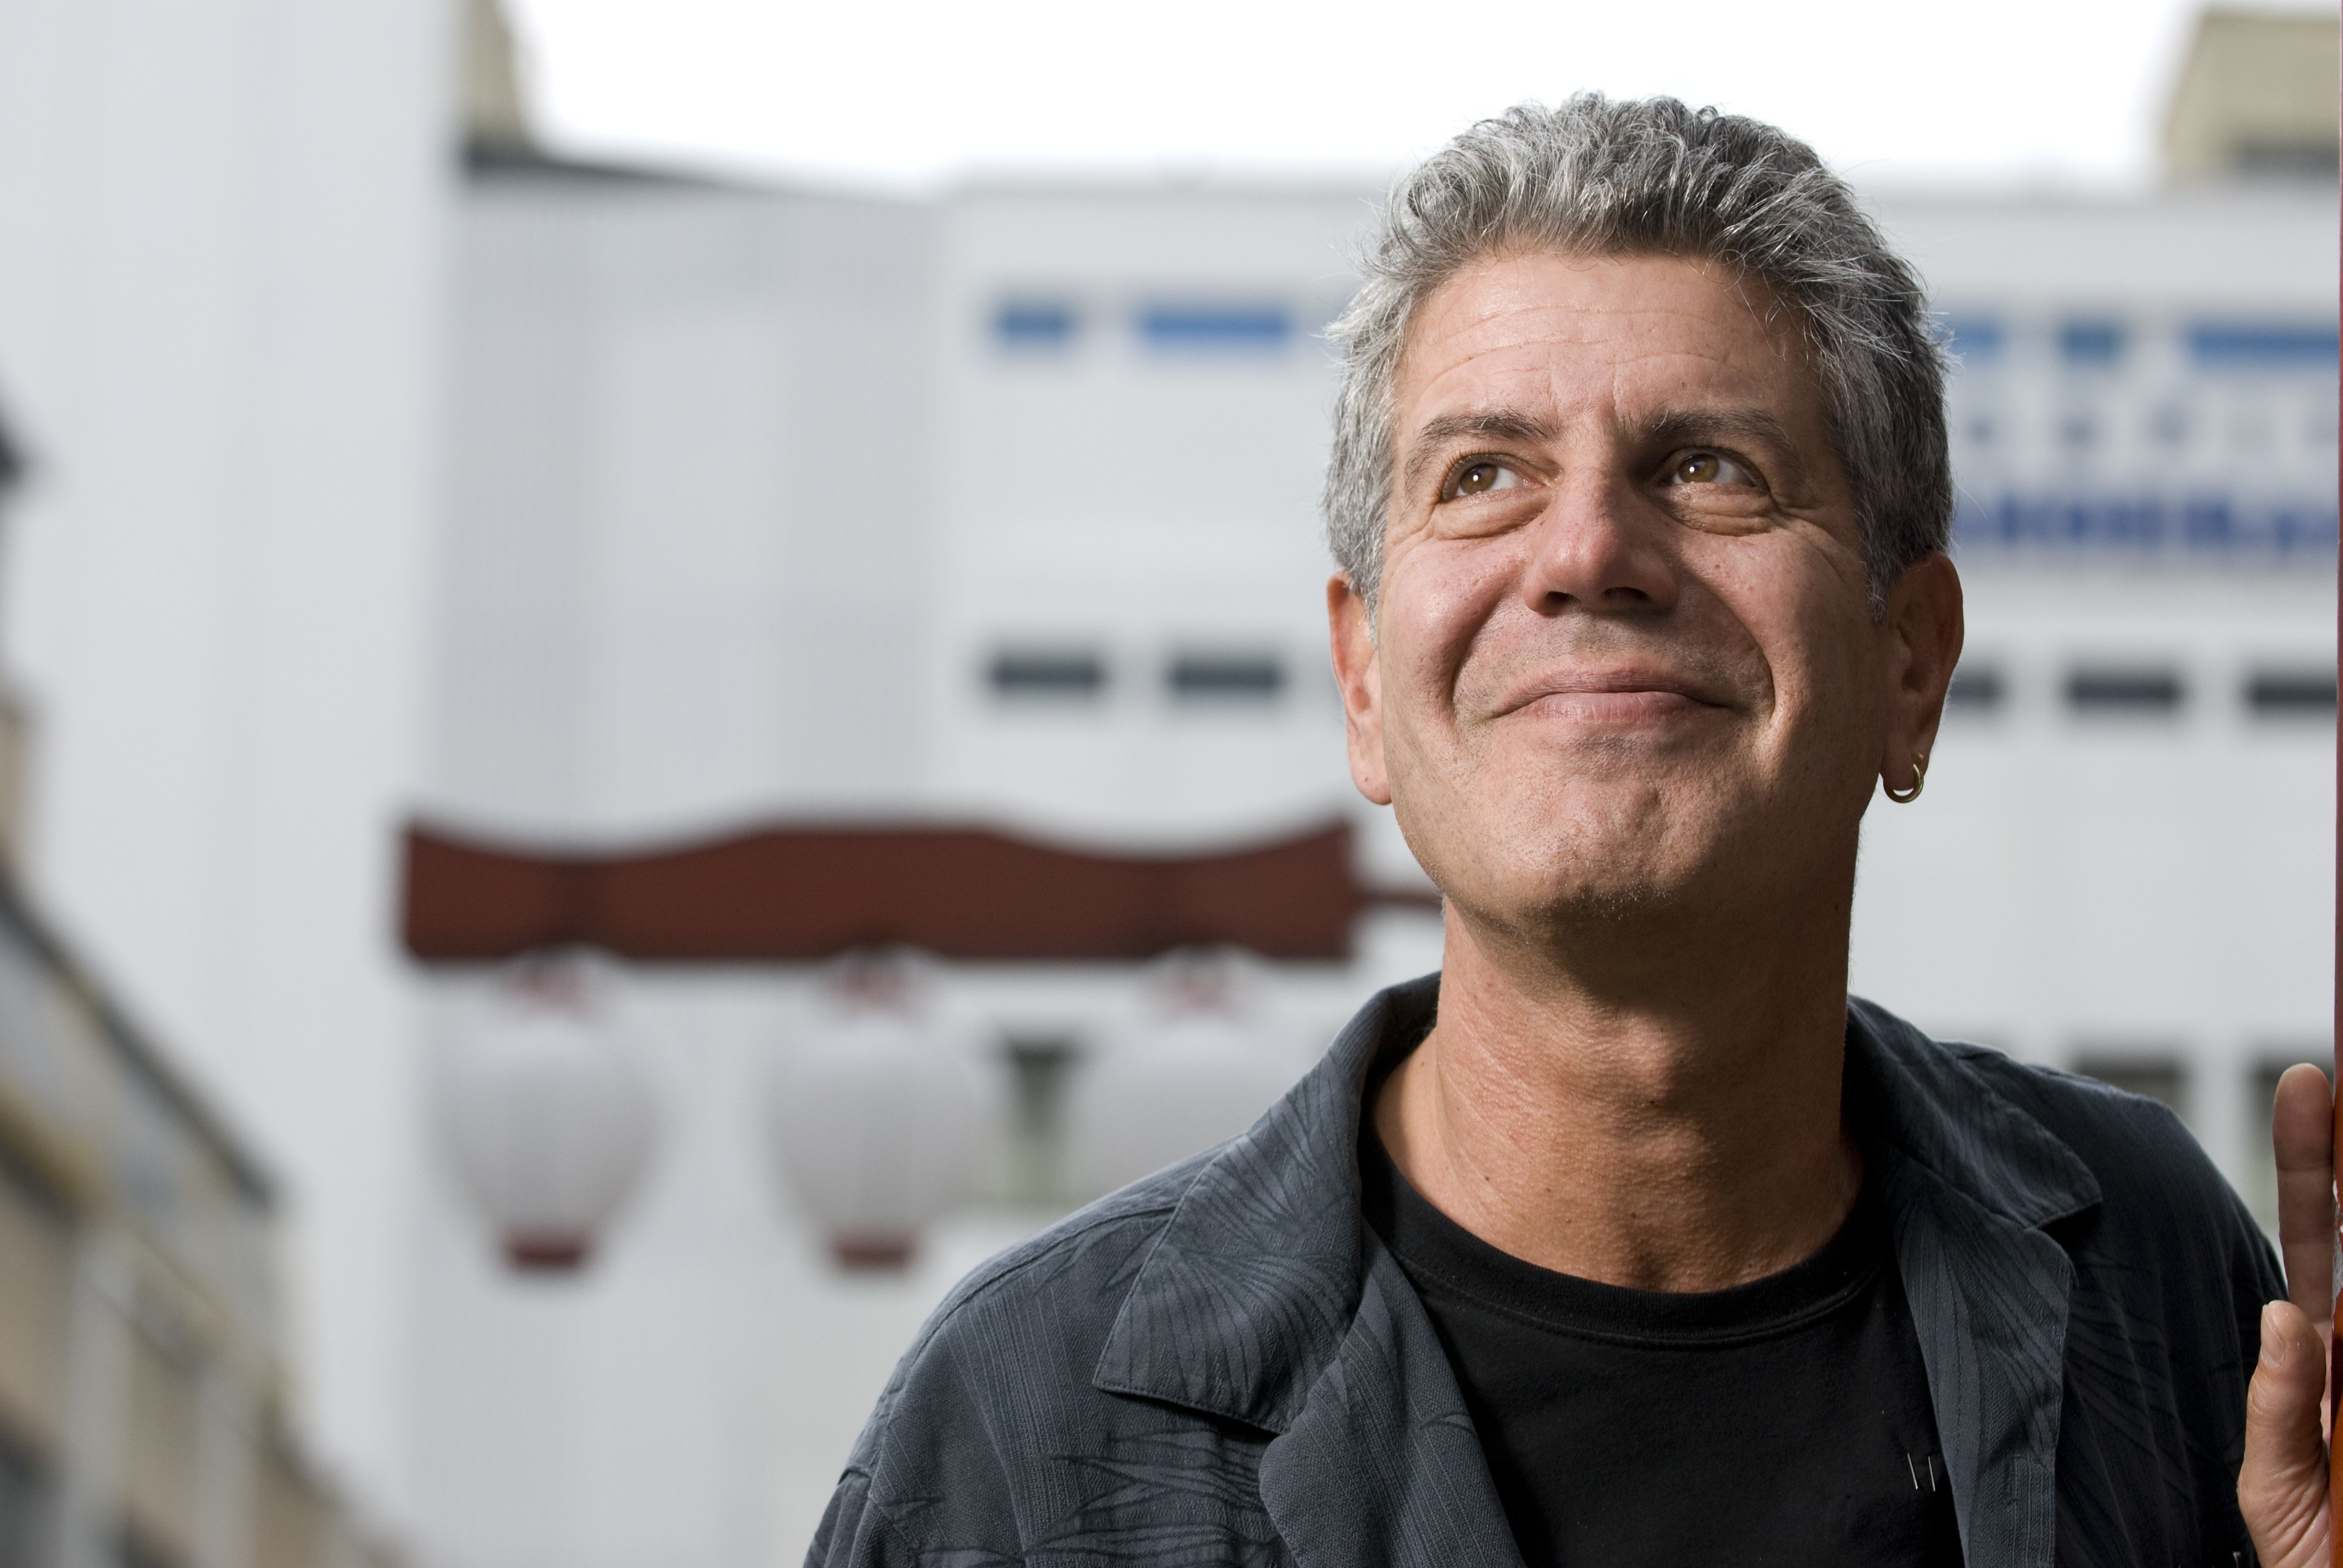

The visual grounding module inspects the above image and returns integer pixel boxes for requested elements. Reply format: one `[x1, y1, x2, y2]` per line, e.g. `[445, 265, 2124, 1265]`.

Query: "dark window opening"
[2066, 667, 2184, 714]
[989, 649, 1106, 699]
[2232, 140, 2342, 180]
[994, 299, 1079, 352]
[2072, 1053, 2187, 1120]
[0, 1426, 42, 1568]
[1943, 665, 2005, 712]
[2246, 669, 2338, 716]
[1167, 653, 1286, 701]
[995, 1036, 1076, 1207]
[116, 1523, 180, 1568]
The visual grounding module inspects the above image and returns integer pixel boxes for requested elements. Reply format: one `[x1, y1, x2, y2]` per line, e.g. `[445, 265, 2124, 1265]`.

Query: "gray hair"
[1322, 95, 1950, 615]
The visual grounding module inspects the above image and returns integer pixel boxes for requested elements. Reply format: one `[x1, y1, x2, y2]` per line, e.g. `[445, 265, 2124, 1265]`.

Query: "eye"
[1666, 450, 1758, 487]
[1446, 460, 1522, 499]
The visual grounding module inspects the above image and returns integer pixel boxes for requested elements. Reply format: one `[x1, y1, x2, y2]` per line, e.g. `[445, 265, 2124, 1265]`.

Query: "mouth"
[1494, 668, 1732, 724]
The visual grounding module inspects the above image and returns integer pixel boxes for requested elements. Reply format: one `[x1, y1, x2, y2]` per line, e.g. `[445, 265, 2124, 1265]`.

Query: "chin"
[1437, 840, 1685, 941]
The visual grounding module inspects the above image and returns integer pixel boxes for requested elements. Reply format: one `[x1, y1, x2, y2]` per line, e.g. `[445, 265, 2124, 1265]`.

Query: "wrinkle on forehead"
[1392, 251, 1829, 474]
[1411, 258, 1800, 383]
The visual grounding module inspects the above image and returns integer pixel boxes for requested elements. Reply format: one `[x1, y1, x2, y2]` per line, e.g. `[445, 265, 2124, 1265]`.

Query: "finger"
[2273, 1064, 2337, 1322]
[2241, 1301, 2333, 1568]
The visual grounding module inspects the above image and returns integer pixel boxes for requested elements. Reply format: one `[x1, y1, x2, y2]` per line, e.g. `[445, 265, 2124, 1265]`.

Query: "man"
[810, 96, 2292, 1566]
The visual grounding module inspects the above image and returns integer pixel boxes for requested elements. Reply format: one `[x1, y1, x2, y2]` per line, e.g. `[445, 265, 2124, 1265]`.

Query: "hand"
[2241, 1063, 2337, 1567]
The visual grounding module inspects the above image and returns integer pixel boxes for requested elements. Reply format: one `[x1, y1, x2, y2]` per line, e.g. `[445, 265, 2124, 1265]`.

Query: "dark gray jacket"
[809, 977, 2281, 1567]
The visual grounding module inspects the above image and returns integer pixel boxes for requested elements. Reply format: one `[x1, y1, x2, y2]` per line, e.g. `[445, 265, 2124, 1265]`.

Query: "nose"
[1518, 471, 1680, 617]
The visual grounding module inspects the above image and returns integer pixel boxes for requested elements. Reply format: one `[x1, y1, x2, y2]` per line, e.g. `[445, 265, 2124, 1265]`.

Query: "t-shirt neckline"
[1359, 1114, 1887, 1350]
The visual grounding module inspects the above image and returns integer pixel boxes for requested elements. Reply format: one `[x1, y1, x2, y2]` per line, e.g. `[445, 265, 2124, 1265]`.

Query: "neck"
[1375, 869, 1861, 1292]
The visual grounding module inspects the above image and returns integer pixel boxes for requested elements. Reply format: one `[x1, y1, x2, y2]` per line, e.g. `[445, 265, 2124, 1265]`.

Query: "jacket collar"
[1091, 975, 1432, 1432]
[1843, 996, 2100, 1230]
[1092, 978, 2101, 1568]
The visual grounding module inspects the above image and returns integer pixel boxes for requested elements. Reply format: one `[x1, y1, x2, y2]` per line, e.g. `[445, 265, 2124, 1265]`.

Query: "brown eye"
[1667, 450, 1757, 486]
[1449, 460, 1521, 498]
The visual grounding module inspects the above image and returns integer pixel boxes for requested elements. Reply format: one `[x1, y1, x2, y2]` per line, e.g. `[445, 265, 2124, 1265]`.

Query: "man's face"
[1330, 249, 1951, 938]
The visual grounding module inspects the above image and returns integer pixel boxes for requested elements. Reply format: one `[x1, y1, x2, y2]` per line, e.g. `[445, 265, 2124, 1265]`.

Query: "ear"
[1327, 573, 1393, 806]
[1875, 553, 1964, 797]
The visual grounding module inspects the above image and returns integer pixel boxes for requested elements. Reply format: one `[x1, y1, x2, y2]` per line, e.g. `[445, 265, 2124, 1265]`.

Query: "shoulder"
[1956, 1047, 2209, 1180]
[1954, 1043, 2259, 1247]
[1862, 1011, 2282, 1312]
[806, 1154, 1221, 1564]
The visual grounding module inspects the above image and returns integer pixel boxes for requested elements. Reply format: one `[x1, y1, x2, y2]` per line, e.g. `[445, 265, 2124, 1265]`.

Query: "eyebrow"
[1399, 409, 1563, 494]
[1399, 404, 1810, 495]
[1638, 407, 1801, 459]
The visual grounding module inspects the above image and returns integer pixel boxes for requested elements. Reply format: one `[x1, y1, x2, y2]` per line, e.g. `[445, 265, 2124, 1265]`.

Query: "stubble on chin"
[1403, 766, 1697, 949]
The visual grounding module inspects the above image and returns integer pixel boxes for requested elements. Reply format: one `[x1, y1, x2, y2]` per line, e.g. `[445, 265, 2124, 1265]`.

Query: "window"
[988, 649, 1106, 700]
[2246, 669, 2338, 717]
[1942, 665, 2006, 713]
[0, 1428, 41, 1568]
[1940, 316, 2004, 362]
[994, 299, 1079, 353]
[116, 1524, 179, 1568]
[2071, 1053, 2187, 1120]
[2187, 322, 2340, 370]
[2057, 320, 2126, 367]
[992, 1035, 1076, 1207]
[2065, 667, 2184, 716]
[1167, 652, 1285, 702]
[1136, 303, 1291, 354]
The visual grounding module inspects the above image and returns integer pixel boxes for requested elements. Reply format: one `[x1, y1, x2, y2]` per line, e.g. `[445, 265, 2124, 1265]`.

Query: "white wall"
[0, 0, 453, 1527]
[427, 175, 938, 843]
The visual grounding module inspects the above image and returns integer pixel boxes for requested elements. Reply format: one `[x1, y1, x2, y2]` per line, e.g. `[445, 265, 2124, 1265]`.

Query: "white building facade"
[402, 163, 2336, 1566]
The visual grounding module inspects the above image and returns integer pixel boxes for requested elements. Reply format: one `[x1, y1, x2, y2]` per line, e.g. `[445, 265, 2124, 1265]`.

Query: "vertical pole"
[2331, 62, 2342, 1557]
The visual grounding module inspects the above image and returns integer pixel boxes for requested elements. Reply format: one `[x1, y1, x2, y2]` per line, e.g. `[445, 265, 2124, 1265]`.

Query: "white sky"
[504, 0, 2329, 191]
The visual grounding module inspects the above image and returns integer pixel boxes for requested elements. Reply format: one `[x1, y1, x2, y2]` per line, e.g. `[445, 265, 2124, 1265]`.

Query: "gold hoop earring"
[1884, 752, 1927, 805]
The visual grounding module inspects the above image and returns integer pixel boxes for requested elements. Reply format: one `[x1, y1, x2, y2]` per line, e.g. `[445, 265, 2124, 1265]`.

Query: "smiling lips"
[1495, 668, 1731, 724]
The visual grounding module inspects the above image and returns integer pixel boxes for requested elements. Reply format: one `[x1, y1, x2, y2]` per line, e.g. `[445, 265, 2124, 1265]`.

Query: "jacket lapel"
[1256, 1240, 1524, 1568]
[1093, 976, 1518, 1565]
[1847, 999, 2102, 1568]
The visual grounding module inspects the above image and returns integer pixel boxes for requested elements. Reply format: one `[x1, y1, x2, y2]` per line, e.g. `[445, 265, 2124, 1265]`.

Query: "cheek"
[1697, 546, 1873, 733]
[1379, 538, 1521, 696]
[1758, 603, 1884, 742]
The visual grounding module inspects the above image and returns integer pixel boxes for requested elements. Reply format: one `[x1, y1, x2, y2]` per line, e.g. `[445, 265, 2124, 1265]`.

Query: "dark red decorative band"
[401, 818, 1436, 964]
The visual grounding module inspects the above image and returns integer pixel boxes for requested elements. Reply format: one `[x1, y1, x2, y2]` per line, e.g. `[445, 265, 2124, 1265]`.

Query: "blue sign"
[1954, 492, 2338, 556]
[1136, 303, 1293, 353]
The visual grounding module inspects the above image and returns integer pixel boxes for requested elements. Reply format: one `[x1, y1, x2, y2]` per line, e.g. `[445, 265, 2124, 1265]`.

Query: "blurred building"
[0, 877, 395, 1568]
[0, 0, 449, 1537]
[0, 417, 392, 1568]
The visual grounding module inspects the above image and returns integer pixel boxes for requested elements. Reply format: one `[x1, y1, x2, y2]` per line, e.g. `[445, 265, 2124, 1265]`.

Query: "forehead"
[1395, 250, 1819, 430]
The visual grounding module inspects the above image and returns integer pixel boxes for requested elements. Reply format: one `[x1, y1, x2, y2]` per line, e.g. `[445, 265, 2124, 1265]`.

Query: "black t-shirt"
[1360, 1122, 1965, 1566]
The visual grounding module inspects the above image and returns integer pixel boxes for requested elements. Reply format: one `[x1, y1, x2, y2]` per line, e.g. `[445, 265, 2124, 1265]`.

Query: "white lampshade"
[439, 956, 659, 1272]
[766, 962, 991, 1270]
[1067, 953, 1308, 1197]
